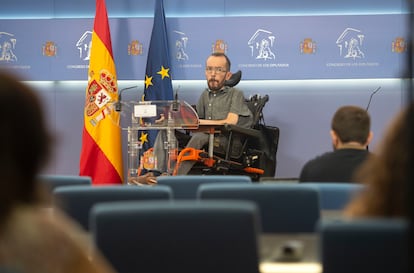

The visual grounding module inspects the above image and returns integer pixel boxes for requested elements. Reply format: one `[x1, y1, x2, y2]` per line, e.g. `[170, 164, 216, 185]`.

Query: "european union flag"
[144, 0, 173, 102]
[138, 0, 173, 171]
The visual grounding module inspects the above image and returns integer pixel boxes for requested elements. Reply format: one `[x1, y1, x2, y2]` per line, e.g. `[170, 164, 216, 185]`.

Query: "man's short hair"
[210, 52, 231, 71]
[331, 105, 371, 144]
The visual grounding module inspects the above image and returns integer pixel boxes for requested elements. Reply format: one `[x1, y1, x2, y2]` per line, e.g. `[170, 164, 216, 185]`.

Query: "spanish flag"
[79, 0, 123, 184]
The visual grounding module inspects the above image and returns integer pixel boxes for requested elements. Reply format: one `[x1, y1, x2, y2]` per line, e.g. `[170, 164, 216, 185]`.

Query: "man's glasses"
[205, 66, 227, 74]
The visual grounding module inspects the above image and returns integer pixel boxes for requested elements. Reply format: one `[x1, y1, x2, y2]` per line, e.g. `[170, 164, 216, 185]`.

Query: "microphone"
[115, 86, 139, 112]
[172, 85, 180, 112]
[365, 86, 381, 112]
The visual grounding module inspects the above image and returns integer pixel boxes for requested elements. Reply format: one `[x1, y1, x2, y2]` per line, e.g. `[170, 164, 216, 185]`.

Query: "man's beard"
[208, 79, 223, 92]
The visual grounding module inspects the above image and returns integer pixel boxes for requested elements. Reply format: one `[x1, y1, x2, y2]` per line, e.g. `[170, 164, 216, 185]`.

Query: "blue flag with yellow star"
[139, 0, 173, 170]
[143, 0, 173, 102]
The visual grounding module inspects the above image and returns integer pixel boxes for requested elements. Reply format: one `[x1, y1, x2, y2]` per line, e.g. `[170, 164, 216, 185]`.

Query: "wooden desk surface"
[259, 233, 322, 273]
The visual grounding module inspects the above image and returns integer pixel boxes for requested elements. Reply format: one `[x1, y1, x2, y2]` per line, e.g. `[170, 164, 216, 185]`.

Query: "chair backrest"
[90, 200, 261, 273]
[198, 183, 320, 233]
[318, 219, 408, 273]
[301, 183, 365, 210]
[53, 185, 172, 230]
[39, 174, 91, 193]
[156, 175, 252, 199]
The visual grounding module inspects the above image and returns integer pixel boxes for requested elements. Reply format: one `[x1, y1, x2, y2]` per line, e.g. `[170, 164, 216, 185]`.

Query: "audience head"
[330, 105, 372, 149]
[205, 52, 232, 92]
[0, 71, 52, 222]
[345, 104, 411, 218]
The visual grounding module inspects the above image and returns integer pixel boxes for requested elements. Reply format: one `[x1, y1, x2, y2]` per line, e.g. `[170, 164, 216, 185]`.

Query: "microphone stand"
[115, 86, 139, 112]
[365, 86, 381, 151]
[365, 87, 381, 112]
[171, 89, 179, 112]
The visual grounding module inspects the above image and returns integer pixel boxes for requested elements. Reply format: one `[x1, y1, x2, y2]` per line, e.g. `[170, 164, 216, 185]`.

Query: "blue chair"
[301, 183, 365, 210]
[198, 183, 320, 233]
[156, 175, 252, 199]
[53, 185, 172, 230]
[90, 200, 261, 273]
[39, 174, 91, 193]
[318, 218, 408, 273]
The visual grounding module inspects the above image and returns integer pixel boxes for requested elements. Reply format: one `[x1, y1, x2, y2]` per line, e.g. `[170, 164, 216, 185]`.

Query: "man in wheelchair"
[174, 52, 275, 181]
[130, 52, 278, 185]
[175, 52, 252, 175]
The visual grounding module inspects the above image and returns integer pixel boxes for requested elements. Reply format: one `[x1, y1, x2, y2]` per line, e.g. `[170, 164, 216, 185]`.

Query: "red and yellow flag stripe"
[79, 0, 123, 184]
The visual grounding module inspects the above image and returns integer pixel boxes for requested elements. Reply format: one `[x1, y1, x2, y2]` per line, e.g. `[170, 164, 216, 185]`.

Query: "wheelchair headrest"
[225, 70, 242, 87]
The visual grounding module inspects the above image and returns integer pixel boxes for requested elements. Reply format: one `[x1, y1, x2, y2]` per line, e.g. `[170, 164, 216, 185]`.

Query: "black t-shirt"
[299, 148, 371, 183]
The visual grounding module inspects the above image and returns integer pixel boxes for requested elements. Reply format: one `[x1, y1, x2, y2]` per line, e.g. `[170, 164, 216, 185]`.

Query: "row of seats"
[89, 201, 408, 273]
[47, 175, 363, 233]
[41, 174, 364, 209]
[42, 174, 408, 273]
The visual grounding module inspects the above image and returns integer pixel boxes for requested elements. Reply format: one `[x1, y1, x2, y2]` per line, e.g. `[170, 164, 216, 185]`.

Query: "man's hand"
[128, 172, 157, 186]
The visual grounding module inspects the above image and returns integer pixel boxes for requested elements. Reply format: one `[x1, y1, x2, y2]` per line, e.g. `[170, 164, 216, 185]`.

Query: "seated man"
[299, 105, 373, 183]
[176, 52, 253, 175]
[129, 52, 253, 184]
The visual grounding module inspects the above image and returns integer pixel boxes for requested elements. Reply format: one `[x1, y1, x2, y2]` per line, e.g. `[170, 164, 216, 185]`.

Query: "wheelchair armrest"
[221, 124, 262, 139]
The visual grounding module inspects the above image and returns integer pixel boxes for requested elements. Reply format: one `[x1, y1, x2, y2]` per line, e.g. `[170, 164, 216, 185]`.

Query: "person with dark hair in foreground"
[0, 71, 116, 273]
[299, 105, 373, 183]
